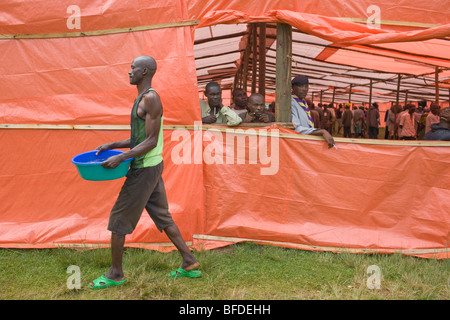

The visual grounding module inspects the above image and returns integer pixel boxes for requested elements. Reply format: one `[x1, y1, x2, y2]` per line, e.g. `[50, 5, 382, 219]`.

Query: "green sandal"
[89, 275, 127, 289]
[167, 267, 202, 279]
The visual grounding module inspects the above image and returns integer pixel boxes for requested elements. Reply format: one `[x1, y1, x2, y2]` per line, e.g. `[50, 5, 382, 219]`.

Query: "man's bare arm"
[101, 91, 162, 168]
[310, 129, 335, 149]
[96, 139, 131, 155]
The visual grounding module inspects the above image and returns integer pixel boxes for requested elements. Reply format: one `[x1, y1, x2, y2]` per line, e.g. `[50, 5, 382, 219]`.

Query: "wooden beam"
[275, 23, 292, 122]
[2, 17, 440, 40]
[242, 27, 252, 92]
[332, 87, 336, 104]
[435, 67, 440, 103]
[0, 20, 201, 39]
[233, 66, 240, 91]
[194, 31, 247, 45]
[396, 74, 401, 105]
[348, 84, 352, 103]
[258, 23, 267, 97]
[369, 79, 373, 106]
[251, 24, 258, 93]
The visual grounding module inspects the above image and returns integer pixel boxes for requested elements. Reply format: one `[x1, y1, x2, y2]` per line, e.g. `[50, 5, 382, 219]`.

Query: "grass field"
[0, 242, 448, 300]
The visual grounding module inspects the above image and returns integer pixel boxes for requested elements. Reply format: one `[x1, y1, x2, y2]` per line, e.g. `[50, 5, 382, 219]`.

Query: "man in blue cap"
[291, 75, 335, 148]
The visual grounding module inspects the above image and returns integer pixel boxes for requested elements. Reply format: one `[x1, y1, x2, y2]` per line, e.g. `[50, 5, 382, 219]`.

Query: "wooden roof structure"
[194, 23, 450, 106]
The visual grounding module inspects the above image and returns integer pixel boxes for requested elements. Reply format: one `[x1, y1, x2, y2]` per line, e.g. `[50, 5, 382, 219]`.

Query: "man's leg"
[164, 224, 199, 270]
[89, 232, 126, 288]
[145, 163, 200, 272]
[105, 232, 126, 281]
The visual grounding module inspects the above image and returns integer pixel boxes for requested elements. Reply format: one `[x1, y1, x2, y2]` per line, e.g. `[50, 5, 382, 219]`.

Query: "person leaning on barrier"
[290, 75, 335, 148]
[200, 81, 242, 126]
[242, 93, 275, 123]
[230, 87, 249, 120]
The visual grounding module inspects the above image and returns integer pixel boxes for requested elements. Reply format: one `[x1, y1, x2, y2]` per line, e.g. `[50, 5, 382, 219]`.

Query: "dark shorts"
[107, 161, 174, 236]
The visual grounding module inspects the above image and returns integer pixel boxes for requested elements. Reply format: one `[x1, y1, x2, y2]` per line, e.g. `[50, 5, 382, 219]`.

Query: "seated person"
[422, 107, 450, 141]
[200, 82, 242, 127]
[242, 93, 275, 123]
[290, 75, 334, 148]
[230, 88, 249, 119]
[267, 101, 275, 116]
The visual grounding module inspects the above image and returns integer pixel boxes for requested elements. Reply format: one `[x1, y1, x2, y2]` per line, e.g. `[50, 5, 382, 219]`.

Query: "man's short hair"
[205, 82, 221, 93]
[232, 88, 245, 97]
[248, 92, 264, 102]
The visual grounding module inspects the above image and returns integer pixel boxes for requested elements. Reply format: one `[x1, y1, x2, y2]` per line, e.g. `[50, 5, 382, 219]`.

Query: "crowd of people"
[200, 76, 450, 143]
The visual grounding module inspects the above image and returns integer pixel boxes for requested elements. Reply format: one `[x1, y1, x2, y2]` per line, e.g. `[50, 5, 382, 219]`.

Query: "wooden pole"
[233, 63, 241, 91]
[435, 67, 439, 103]
[369, 79, 373, 106]
[275, 23, 292, 122]
[396, 74, 401, 106]
[258, 23, 266, 97]
[332, 87, 336, 105]
[348, 84, 352, 103]
[251, 24, 258, 93]
[242, 27, 252, 93]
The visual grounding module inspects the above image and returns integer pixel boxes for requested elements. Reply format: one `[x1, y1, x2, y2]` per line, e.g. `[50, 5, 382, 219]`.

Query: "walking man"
[89, 55, 200, 289]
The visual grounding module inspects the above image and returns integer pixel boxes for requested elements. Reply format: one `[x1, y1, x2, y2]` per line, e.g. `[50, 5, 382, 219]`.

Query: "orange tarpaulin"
[195, 10, 450, 44]
[1, 1, 449, 259]
[315, 40, 450, 76]
[187, 0, 449, 29]
[2, 1, 448, 35]
[0, 28, 199, 126]
[198, 125, 449, 259]
[0, 129, 202, 249]
[1, 125, 448, 258]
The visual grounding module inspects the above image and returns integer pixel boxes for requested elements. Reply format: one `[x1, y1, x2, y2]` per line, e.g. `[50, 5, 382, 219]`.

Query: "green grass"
[0, 242, 448, 300]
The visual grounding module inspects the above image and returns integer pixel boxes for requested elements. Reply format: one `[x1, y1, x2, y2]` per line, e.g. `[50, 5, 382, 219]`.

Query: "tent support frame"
[275, 23, 292, 122]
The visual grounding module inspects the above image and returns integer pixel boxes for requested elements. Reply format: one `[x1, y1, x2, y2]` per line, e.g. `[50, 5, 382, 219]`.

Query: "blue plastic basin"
[72, 150, 133, 181]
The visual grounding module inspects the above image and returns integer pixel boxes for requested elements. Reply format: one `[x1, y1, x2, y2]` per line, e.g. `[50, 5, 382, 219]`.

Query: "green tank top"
[130, 88, 164, 168]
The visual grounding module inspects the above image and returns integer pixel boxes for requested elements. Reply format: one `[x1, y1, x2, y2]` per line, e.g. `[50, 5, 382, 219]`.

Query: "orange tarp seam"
[195, 10, 450, 45]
